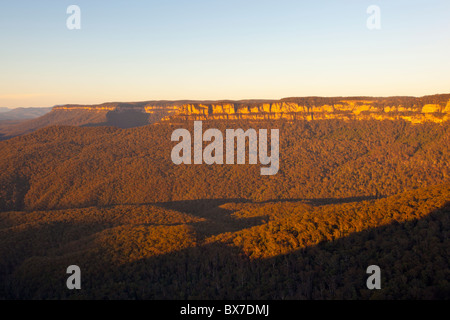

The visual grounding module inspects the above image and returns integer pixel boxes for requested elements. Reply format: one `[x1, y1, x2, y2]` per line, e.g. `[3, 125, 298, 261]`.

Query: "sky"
[0, 0, 449, 108]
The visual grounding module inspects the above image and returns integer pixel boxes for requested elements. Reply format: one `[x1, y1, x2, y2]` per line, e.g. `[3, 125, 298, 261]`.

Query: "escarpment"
[50, 95, 450, 125]
[2, 95, 449, 140]
[166, 95, 450, 124]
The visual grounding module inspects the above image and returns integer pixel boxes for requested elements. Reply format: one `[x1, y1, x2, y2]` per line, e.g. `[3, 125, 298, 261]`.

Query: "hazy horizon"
[2, 91, 450, 110]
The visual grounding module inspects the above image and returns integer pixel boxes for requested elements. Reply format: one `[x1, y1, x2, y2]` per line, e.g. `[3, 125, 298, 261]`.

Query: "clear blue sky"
[0, 0, 449, 107]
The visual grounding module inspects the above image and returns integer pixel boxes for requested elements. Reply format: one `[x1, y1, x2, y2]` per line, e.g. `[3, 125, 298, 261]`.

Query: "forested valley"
[0, 119, 449, 299]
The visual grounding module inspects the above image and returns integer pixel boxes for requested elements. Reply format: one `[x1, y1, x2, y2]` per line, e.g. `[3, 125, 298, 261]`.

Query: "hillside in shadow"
[1, 184, 448, 300]
[0, 118, 449, 300]
[91, 202, 449, 300]
[0, 107, 171, 139]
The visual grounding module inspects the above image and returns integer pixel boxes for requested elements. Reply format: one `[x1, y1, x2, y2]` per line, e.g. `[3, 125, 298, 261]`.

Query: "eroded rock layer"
[50, 94, 450, 124]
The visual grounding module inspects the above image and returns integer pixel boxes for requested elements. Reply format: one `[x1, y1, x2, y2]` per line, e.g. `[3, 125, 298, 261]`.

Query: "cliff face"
[48, 95, 450, 125]
[2, 95, 449, 141]
[166, 98, 450, 124]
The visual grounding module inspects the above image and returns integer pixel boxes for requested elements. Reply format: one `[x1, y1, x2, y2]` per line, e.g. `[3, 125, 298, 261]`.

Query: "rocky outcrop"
[166, 97, 450, 124]
[49, 95, 450, 125]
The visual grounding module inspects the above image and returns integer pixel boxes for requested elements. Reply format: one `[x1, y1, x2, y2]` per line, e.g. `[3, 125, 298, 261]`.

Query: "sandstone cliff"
[49, 95, 450, 124]
[4, 95, 448, 140]
[165, 95, 450, 124]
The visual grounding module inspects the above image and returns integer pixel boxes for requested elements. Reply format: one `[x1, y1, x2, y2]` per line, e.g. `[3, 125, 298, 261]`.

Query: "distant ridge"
[0, 107, 52, 121]
[0, 94, 449, 140]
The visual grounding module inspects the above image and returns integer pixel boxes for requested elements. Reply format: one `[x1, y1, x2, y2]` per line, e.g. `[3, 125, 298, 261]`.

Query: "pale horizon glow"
[1, 0, 449, 108]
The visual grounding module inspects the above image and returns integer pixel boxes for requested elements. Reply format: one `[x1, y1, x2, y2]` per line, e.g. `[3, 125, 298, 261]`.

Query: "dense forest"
[0, 119, 449, 299]
[0, 183, 448, 299]
[0, 120, 449, 211]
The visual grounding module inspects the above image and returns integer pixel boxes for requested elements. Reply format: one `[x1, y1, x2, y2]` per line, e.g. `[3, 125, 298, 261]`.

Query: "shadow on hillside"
[155, 198, 265, 238]
[259, 195, 384, 206]
[81, 110, 171, 129]
[156, 195, 383, 212]
[3, 200, 448, 300]
[81, 110, 151, 129]
[105, 110, 151, 129]
[152, 196, 384, 238]
[95, 201, 449, 300]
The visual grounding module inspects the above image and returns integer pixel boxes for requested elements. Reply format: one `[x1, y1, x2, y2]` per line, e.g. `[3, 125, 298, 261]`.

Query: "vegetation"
[0, 184, 448, 299]
[0, 118, 449, 299]
[0, 120, 449, 211]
